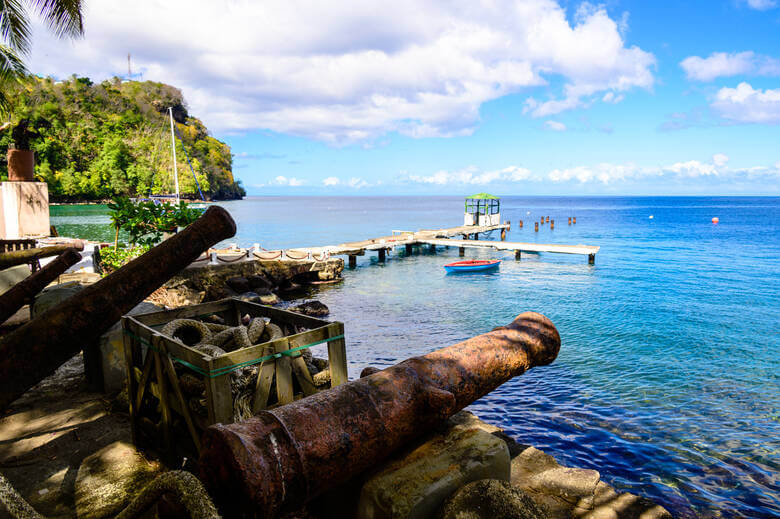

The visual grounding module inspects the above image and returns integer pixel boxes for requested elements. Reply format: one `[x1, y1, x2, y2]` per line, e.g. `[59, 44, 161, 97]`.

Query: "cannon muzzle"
[200, 311, 560, 518]
[0, 206, 236, 411]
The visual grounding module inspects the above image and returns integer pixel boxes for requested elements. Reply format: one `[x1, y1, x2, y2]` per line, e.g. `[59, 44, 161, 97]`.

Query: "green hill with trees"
[0, 76, 245, 201]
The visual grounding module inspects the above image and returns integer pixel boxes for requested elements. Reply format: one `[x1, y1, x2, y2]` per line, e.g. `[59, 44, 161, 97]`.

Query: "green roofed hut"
[464, 193, 501, 226]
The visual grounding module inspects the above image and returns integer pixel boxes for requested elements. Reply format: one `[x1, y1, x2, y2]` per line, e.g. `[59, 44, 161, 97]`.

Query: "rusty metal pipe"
[0, 249, 81, 324]
[0, 206, 236, 411]
[0, 244, 84, 271]
[200, 311, 560, 518]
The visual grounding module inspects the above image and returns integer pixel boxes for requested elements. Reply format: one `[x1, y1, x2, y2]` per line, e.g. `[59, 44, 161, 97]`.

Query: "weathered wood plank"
[161, 352, 202, 452]
[252, 347, 276, 413]
[275, 342, 294, 405]
[328, 323, 349, 387]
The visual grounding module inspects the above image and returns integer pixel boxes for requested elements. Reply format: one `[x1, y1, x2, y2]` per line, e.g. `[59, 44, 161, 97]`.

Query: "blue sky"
[28, 0, 780, 195]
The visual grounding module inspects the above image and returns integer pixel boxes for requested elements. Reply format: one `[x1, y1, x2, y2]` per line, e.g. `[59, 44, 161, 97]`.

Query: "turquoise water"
[50, 197, 780, 518]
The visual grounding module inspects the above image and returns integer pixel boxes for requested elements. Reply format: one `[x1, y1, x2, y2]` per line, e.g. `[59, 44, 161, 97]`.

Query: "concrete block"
[0, 181, 49, 239]
[356, 425, 510, 519]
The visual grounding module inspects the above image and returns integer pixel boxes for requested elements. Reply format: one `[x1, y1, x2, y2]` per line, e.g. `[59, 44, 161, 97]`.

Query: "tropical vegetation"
[0, 76, 245, 200]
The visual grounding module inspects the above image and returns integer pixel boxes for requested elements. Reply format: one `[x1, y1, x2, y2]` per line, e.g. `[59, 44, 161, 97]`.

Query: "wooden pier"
[288, 222, 600, 266]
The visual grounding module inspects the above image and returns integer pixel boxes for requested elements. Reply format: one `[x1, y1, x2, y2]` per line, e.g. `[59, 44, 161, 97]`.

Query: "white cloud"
[663, 160, 718, 177]
[544, 120, 567, 131]
[548, 163, 642, 184]
[713, 153, 729, 167]
[28, 0, 654, 143]
[546, 154, 772, 184]
[407, 165, 532, 185]
[740, 0, 777, 10]
[321, 176, 369, 188]
[270, 176, 305, 186]
[680, 51, 780, 81]
[347, 177, 369, 188]
[711, 82, 780, 123]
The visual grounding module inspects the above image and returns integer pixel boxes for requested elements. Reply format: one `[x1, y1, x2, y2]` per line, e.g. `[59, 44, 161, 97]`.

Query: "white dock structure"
[287, 222, 600, 266]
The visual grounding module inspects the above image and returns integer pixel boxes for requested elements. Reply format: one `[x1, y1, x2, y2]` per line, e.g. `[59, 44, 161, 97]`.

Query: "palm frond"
[31, 0, 82, 40]
[0, 43, 26, 82]
[0, 44, 26, 116]
[0, 0, 33, 54]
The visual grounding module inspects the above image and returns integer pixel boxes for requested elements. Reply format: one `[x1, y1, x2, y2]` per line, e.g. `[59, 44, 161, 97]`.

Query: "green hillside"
[0, 76, 245, 201]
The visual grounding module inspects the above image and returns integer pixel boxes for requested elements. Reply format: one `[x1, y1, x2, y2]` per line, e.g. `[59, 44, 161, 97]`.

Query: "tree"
[0, 0, 84, 113]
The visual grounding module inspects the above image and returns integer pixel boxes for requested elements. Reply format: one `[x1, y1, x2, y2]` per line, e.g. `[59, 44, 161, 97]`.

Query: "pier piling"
[405, 244, 412, 255]
[501, 228, 506, 241]
[573, 217, 577, 224]
[550, 220, 554, 230]
[588, 253, 595, 265]
[515, 250, 521, 260]
[535, 222, 539, 232]
[459, 247, 465, 257]
[519, 220, 523, 228]
[348, 255, 357, 268]
[378, 249, 386, 262]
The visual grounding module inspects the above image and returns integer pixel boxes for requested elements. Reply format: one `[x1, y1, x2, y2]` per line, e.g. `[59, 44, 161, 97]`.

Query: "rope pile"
[0, 470, 220, 519]
[161, 317, 288, 422]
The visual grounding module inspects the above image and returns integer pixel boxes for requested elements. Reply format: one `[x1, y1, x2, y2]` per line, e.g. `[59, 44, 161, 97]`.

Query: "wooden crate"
[122, 298, 347, 462]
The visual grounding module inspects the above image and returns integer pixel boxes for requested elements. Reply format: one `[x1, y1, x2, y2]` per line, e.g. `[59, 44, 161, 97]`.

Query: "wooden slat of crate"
[134, 300, 237, 327]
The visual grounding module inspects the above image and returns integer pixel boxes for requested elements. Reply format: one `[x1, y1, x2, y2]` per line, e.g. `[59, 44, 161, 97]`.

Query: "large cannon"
[200, 311, 560, 518]
[0, 206, 236, 411]
[0, 248, 82, 325]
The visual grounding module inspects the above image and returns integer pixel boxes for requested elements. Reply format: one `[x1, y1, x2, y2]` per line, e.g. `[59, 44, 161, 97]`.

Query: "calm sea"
[50, 196, 780, 518]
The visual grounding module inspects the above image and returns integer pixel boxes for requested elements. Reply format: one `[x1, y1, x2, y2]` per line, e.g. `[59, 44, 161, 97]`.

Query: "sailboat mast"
[169, 107, 180, 202]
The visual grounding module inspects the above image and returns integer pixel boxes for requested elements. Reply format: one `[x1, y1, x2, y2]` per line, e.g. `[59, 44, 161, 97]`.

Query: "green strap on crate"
[123, 328, 344, 378]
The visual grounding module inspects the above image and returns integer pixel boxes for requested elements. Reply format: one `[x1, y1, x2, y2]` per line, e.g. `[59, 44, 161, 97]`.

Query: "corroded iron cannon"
[0, 248, 81, 325]
[0, 243, 84, 271]
[0, 206, 236, 411]
[200, 311, 560, 518]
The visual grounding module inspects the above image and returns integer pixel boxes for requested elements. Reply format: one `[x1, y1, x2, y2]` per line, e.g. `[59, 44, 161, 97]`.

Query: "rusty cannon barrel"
[0, 243, 84, 271]
[0, 206, 236, 411]
[0, 249, 81, 325]
[200, 311, 560, 518]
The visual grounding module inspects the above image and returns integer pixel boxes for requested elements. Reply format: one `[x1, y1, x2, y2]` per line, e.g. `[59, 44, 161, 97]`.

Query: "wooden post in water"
[505, 220, 510, 231]
[540, 217, 544, 225]
[378, 249, 386, 262]
[535, 222, 539, 232]
[459, 247, 465, 257]
[501, 228, 506, 241]
[430, 244, 436, 254]
[588, 253, 595, 265]
[568, 217, 571, 225]
[405, 244, 412, 255]
[573, 217, 577, 224]
[550, 220, 554, 230]
[519, 220, 523, 228]
[348, 255, 357, 268]
[546, 216, 549, 223]
[515, 250, 521, 260]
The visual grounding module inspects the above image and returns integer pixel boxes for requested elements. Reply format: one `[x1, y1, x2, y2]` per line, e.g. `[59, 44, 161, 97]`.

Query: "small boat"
[444, 259, 501, 273]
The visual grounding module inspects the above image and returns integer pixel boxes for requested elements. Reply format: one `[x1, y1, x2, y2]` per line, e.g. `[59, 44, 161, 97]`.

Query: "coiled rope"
[0, 470, 220, 519]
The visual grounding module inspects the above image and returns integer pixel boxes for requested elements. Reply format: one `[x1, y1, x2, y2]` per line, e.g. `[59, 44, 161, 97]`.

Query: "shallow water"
[50, 196, 780, 518]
